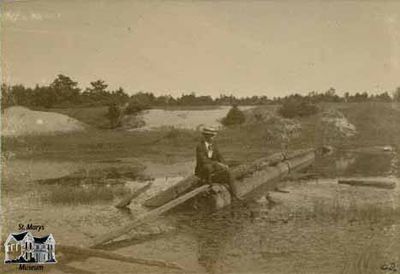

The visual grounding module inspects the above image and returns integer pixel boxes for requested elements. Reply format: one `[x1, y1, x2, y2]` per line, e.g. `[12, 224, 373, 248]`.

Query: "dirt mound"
[2, 106, 87, 137]
[320, 109, 357, 138]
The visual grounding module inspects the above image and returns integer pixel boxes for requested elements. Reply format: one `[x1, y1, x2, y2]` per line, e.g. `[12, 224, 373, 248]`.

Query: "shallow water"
[1, 149, 400, 274]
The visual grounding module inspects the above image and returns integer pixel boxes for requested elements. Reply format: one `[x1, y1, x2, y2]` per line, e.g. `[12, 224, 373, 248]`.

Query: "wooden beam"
[57, 245, 184, 270]
[143, 175, 200, 207]
[115, 182, 152, 208]
[338, 178, 397, 189]
[285, 173, 319, 181]
[91, 184, 210, 247]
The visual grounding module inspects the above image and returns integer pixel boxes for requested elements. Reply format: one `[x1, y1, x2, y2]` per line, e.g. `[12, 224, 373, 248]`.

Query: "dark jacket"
[195, 140, 225, 179]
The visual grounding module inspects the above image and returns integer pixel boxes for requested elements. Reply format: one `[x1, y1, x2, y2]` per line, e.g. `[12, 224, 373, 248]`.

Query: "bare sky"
[1, 0, 400, 97]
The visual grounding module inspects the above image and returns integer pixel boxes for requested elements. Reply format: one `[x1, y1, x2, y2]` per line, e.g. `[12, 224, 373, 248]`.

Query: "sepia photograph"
[1, 0, 400, 273]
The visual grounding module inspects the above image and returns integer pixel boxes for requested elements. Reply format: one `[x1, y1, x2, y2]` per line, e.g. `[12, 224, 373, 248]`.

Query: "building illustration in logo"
[4, 231, 56, 264]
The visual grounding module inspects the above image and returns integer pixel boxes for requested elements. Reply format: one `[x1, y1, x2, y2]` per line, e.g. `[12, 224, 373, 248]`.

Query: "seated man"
[195, 127, 239, 199]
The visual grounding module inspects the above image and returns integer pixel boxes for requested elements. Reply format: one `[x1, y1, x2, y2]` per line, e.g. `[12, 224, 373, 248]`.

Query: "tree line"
[2, 74, 400, 110]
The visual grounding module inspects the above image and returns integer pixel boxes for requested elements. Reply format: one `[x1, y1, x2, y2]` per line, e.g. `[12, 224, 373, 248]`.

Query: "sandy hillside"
[1, 106, 87, 137]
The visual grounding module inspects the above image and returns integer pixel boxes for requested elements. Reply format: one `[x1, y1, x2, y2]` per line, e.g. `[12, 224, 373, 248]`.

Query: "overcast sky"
[1, 0, 400, 97]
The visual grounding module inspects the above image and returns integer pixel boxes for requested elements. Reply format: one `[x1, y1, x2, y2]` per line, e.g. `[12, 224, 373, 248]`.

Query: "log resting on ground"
[144, 148, 315, 207]
[338, 178, 398, 189]
[208, 150, 316, 210]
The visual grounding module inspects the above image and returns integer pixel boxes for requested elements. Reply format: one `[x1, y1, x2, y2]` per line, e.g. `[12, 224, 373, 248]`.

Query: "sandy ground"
[2, 106, 87, 136]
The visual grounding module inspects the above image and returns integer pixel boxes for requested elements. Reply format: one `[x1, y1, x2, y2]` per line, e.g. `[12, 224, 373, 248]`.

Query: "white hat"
[201, 126, 218, 136]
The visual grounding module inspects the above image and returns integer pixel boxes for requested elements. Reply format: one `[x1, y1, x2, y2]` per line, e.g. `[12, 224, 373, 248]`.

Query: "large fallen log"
[91, 184, 210, 247]
[235, 151, 315, 198]
[206, 150, 316, 210]
[57, 245, 184, 270]
[115, 182, 152, 208]
[144, 149, 314, 207]
[338, 178, 397, 189]
[231, 148, 314, 179]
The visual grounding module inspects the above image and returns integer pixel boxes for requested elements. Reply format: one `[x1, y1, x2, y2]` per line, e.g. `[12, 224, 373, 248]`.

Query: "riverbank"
[2, 102, 399, 164]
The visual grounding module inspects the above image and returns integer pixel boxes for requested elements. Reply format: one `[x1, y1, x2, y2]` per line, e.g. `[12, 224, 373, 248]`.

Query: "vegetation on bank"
[278, 97, 319, 118]
[2, 74, 400, 111]
[1, 74, 399, 169]
[3, 74, 399, 129]
[3, 102, 399, 168]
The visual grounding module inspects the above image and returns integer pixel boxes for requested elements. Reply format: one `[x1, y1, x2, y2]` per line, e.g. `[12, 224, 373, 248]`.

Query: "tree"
[111, 87, 129, 104]
[130, 92, 155, 106]
[154, 95, 176, 106]
[32, 85, 57, 108]
[50, 74, 81, 105]
[323, 87, 341, 102]
[9, 84, 30, 106]
[177, 93, 197, 105]
[82, 80, 112, 105]
[221, 105, 246, 126]
[84, 80, 108, 97]
[374, 92, 392, 102]
[394, 87, 400, 102]
[87, 80, 108, 94]
[215, 94, 238, 106]
[1, 84, 12, 109]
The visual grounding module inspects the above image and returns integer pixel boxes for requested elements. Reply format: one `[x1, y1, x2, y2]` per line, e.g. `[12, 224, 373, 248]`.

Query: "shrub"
[221, 105, 246, 126]
[106, 102, 123, 128]
[124, 98, 150, 115]
[278, 99, 318, 118]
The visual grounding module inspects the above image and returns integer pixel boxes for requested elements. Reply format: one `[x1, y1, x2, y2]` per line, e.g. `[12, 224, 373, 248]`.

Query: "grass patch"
[338, 102, 400, 147]
[43, 185, 129, 205]
[42, 106, 110, 128]
[309, 195, 400, 225]
[2, 127, 202, 163]
[36, 165, 149, 186]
